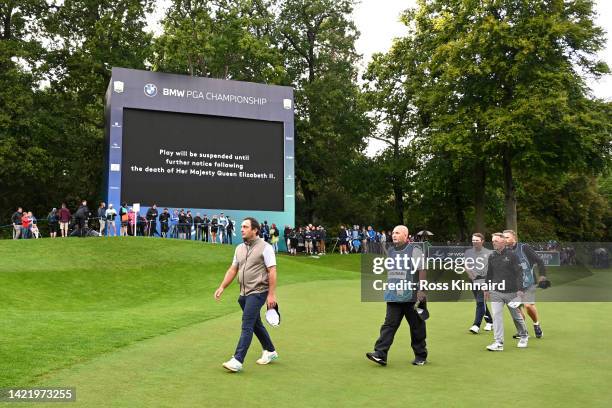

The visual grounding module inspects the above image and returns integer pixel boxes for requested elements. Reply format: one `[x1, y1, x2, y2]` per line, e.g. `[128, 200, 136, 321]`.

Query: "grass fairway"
[1, 238, 611, 407]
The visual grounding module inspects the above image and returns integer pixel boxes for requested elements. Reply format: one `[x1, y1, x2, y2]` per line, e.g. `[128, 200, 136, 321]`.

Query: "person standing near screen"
[211, 215, 219, 243]
[159, 208, 170, 238]
[105, 204, 117, 237]
[194, 213, 203, 241]
[186, 210, 194, 240]
[226, 217, 235, 244]
[146, 204, 159, 237]
[218, 213, 228, 244]
[170, 209, 179, 238]
[214, 217, 278, 372]
[202, 214, 210, 242]
[97, 202, 106, 236]
[119, 203, 129, 237]
[178, 209, 187, 239]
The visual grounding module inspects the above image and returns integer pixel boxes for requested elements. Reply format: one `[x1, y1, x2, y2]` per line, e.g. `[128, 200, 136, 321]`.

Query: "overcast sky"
[148, 0, 611, 155]
[353, 0, 612, 99]
[148, 0, 611, 100]
[351, 0, 612, 155]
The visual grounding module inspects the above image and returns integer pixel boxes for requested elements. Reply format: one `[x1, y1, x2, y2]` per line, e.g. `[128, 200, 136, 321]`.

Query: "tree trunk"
[392, 179, 404, 225]
[2, 7, 12, 40]
[299, 180, 315, 224]
[453, 188, 467, 242]
[392, 139, 404, 225]
[474, 162, 486, 234]
[502, 149, 518, 232]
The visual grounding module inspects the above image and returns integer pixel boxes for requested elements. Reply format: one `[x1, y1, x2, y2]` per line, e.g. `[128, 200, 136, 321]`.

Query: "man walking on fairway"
[503, 230, 548, 338]
[214, 217, 278, 372]
[464, 233, 493, 334]
[484, 233, 528, 351]
[366, 225, 428, 366]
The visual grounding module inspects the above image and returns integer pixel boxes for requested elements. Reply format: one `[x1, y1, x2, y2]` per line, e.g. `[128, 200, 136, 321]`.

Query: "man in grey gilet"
[214, 217, 278, 372]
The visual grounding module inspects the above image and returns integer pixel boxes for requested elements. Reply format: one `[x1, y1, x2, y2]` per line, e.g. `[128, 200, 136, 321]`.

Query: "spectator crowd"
[7, 203, 584, 261]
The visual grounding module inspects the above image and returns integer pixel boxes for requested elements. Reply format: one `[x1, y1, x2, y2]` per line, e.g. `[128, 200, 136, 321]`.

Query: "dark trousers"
[472, 289, 492, 326]
[195, 225, 202, 241]
[148, 221, 157, 236]
[374, 302, 427, 360]
[234, 291, 275, 363]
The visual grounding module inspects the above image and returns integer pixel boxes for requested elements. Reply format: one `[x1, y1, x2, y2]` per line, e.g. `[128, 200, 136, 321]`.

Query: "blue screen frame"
[104, 68, 295, 243]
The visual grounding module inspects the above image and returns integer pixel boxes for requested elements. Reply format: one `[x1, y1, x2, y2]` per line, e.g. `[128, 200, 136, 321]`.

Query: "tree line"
[1, 0, 610, 241]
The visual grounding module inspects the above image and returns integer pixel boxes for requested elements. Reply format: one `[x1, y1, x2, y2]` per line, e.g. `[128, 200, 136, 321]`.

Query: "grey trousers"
[490, 291, 528, 344]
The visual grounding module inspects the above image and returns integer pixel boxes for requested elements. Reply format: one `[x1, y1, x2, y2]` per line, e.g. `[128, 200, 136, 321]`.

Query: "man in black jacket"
[74, 200, 90, 236]
[159, 208, 170, 238]
[178, 209, 187, 239]
[484, 233, 528, 351]
[11, 207, 23, 239]
[194, 213, 203, 241]
[226, 217, 234, 244]
[185, 211, 194, 240]
[202, 214, 210, 242]
[146, 204, 159, 237]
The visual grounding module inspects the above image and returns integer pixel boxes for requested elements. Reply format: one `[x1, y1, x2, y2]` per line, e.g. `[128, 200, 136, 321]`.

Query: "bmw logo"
[144, 83, 157, 97]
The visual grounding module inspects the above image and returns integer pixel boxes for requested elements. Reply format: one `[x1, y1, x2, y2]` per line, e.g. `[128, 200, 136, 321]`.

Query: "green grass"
[0, 238, 611, 407]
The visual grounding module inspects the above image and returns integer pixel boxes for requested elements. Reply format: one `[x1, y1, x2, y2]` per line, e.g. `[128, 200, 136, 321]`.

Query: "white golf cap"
[265, 304, 281, 327]
[508, 296, 522, 309]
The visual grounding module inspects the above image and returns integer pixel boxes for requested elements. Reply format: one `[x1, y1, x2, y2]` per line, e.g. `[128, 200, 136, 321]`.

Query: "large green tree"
[0, 0, 154, 224]
[153, 0, 285, 83]
[406, 0, 611, 233]
[362, 42, 421, 225]
[278, 0, 369, 224]
[0, 1, 53, 222]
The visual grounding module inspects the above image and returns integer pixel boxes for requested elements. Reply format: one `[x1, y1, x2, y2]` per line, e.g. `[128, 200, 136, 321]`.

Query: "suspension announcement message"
[121, 108, 284, 210]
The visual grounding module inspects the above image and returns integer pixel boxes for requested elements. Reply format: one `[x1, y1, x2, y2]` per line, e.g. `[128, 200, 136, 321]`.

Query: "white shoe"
[469, 325, 480, 334]
[222, 357, 243, 372]
[484, 323, 493, 331]
[256, 350, 278, 365]
[517, 337, 529, 348]
[486, 342, 504, 351]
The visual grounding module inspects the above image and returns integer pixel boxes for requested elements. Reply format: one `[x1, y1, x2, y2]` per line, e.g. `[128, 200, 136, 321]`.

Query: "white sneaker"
[256, 350, 278, 365]
[222, 357, 243, 372]
[484, 323, 493, 331]
[486, 342, 504, 351]
[469, 325, 480, 334]
[517, 337, 529, 348]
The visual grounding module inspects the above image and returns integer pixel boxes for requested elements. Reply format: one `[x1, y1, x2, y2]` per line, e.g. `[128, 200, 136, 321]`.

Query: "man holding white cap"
[214, 217, 278, 372]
